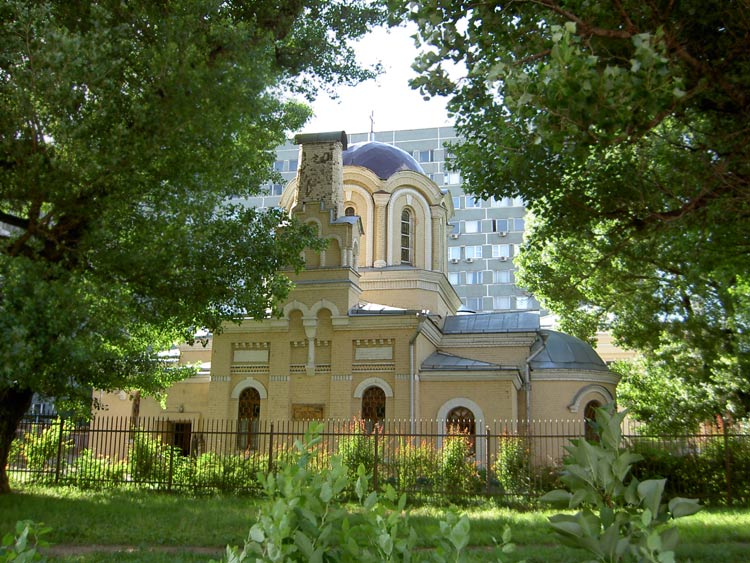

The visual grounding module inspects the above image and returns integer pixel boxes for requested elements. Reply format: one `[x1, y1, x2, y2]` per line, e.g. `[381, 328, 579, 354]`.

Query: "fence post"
[54, 418, 65, 484]
[267, 423, 275, 475]
[167, 438, 174, 492]
[723, 421, 733, 506]
[485, 426, 491, 495]
[373, 425, 379, 492]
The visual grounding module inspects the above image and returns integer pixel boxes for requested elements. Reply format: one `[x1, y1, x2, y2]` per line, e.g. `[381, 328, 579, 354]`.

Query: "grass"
[2, 485, 750, 562]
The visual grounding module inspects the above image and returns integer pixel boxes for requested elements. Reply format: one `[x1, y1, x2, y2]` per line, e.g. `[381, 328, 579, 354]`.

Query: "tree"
[0, 0, 385, 493]
[400, 1, 750, 422]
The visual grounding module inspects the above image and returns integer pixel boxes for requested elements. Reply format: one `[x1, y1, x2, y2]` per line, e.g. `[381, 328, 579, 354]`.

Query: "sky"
[298, 24, 453, 135]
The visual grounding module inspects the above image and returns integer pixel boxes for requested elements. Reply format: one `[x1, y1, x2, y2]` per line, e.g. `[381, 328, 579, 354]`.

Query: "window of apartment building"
[273, 160, 285, 172]
[445, 172, 461, 185]
[466, 271, 482, 285]
[516, 296, 530, 309]
[288, 159, 298, 172]
[464, 297, 482, 311]
[493, 296, 511, 309]
[400, 208, 414, 265]
[465, 245, 483, 259]
[269, 183, 284, 196]
[464, 220, 480, 234]
[415, 149, 434, 162]
[452, 196, 461, 209]
[464, 197, 481, 208]
[491, 244, 511, 258]
[448, 247, 461, 261]
[511, 218, 525, 231]
[491, 219, 509, 233]
[491, 196, 513, 207]
[448, 272, 460, 285]
[495, 270, 513, 284]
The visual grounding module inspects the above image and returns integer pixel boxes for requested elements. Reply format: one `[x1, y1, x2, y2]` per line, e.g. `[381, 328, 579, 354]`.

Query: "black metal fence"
[7, 415, 750, 505]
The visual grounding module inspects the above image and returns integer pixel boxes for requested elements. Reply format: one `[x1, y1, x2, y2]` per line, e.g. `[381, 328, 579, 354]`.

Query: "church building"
[97, 131, 618, 457]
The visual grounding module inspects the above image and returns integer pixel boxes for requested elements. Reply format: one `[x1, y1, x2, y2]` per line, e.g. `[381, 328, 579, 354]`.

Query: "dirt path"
[43, 544, 225, 557]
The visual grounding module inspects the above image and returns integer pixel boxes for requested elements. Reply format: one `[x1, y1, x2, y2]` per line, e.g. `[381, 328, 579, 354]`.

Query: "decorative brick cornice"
[232, 342, 269, 350]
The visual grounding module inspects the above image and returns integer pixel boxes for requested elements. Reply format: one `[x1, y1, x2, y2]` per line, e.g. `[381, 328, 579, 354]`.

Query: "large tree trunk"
[0, 387, 34, 494]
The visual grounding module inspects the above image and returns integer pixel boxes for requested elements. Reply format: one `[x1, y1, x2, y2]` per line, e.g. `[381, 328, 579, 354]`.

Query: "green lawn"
[2, 486, 749, 562]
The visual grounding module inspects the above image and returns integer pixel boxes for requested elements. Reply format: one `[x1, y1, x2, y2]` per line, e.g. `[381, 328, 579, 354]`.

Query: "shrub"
[128, 429, 181, 485]
[0, 520, 50, 562]
[493, 436, 531, 496]
[67, 449, 126, 489]
[440, 432, 481, 496]
[392, 439, 440, 493]
[337, 419, 376, 481]
[22, 418, 74, 479]
[542, 405, 702, 562]
[217, 423, 519, 563]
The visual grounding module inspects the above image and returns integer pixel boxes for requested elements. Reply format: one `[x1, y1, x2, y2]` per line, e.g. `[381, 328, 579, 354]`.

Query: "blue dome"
[343, 141, 425, 179]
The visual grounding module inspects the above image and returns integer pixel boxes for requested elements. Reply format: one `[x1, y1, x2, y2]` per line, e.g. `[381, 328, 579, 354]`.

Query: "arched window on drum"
[400, 208, 414, 265]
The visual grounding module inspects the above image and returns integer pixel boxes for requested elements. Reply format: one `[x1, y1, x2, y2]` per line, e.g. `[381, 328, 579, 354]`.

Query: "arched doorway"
[361, 386, 386, 432]
[238, 388, 261, 451]
[584, 400, 602, 442]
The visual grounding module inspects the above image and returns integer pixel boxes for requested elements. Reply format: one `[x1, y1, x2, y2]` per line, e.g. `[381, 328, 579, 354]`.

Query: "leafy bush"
[440, 432, 481, 496]
[631, 434, 750, 505]
[21, 419, 73, 478]
[217, 423, 520, 563]
[1, 520, 50, 562]
[182, 452, 265, 494]
[392, 439, 440, 493]
[337, 420, 376, 482]
[542, 405, 702, 562]
[66, 449, 126, 489]
[493, 436, 531, 496]
[128, 429, 181, 485]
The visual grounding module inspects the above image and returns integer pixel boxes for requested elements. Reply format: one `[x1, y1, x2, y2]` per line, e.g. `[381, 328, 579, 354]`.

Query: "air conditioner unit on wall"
[498, 231, 508, 237]
[465, 257, 474, 263]
[450, 258, 460, 264]
[499, 256, 508, 262]
[450, 233, 460, 239]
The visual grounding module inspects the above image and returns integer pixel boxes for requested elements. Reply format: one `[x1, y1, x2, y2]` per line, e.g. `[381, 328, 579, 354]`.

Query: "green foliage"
[336, 420, 376, 483]
[392, 439, 440, 493]
[66, 449, 126, 489]
[128, 430, 181, 485]
[401, 0, 750, 424]
[613, 357, 715, 434]
[21, 420, 73, 476]
[440, 433, 481, 497]
[631, 434, 750, 506]
[493, 437, 532, 497]
[0, 0, 385, 493]
[541, 405, 702, 562]
[0, 520, 50, 562]
[218, 423, 519, 563]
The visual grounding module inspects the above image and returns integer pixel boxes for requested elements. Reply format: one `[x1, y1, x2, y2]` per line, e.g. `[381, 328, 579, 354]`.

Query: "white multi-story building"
[245, 126, 537, 313]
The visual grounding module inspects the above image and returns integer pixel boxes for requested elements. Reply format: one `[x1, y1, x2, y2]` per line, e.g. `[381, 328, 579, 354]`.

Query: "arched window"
[584, 400, 602, 442]
[400, 208, 414, 265]
[361, 386, 386, 432]
[446, 406, 476, 454]
[238, 388, 261, 451]
[345, 206, 356, 216]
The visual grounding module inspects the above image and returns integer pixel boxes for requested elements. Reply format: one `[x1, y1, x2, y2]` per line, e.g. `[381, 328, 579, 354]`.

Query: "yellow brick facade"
[96, 132, 618, 461]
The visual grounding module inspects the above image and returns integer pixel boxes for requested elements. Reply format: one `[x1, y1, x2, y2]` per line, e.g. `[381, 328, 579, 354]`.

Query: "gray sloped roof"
[442, 312, 540, 334]
[421, 351, 501, 371]
[530, 330, 608, 372]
